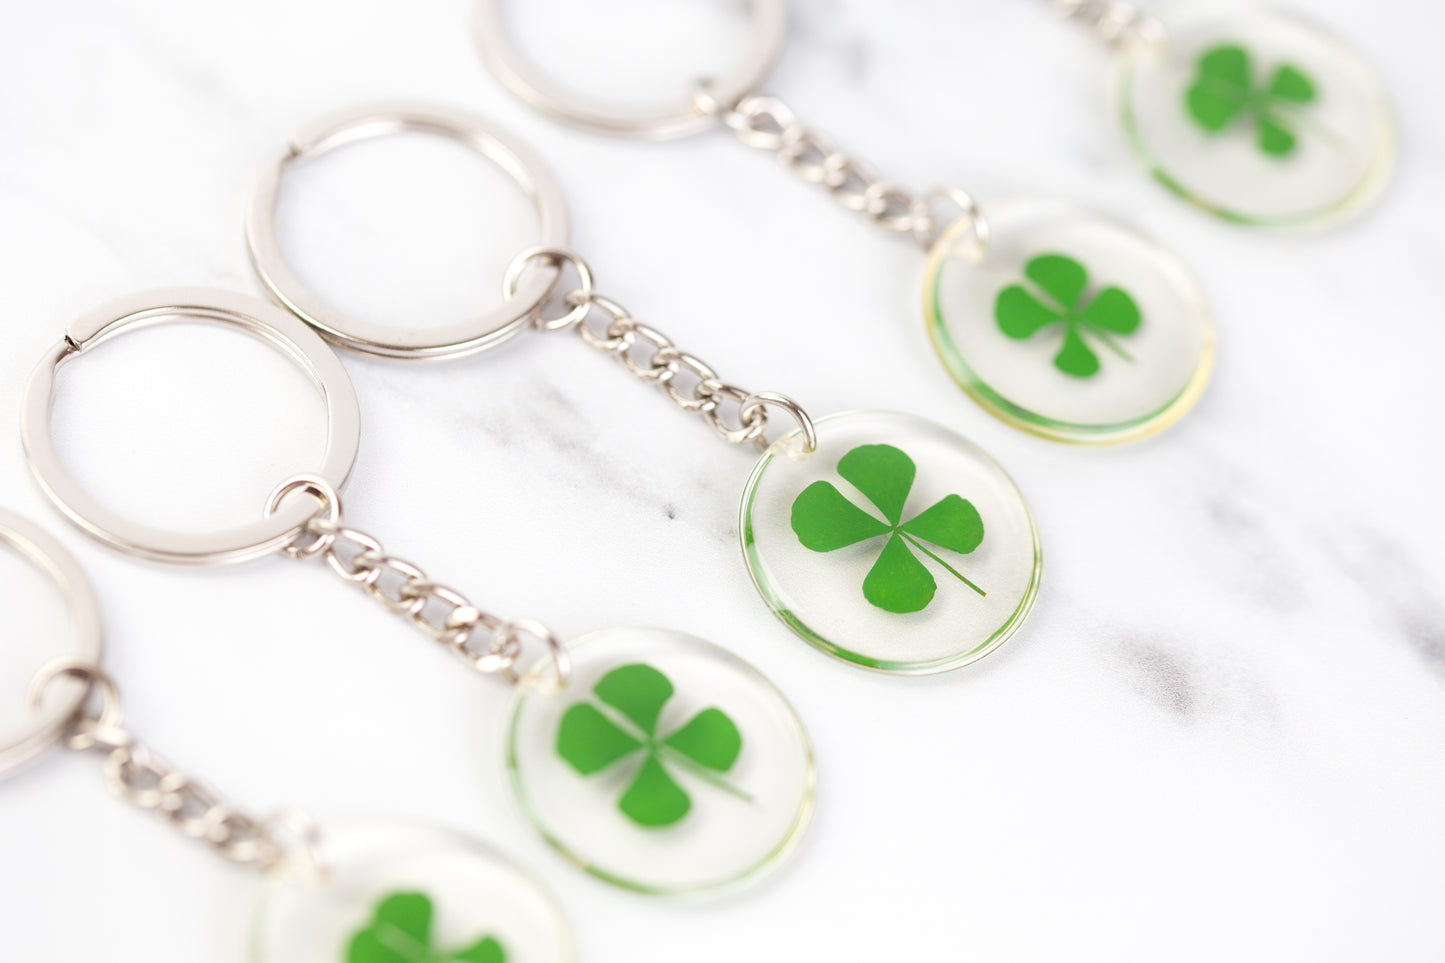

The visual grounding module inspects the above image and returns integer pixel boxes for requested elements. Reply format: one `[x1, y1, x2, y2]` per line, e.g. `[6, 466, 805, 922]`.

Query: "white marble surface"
[1, 0, 1443, 960]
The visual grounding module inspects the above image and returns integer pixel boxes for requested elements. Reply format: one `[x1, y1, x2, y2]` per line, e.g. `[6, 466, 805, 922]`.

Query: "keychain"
[1046, 0, 1394, 228]
[0, 508, 574, 959]
[242, 103, 1043, 676]
[473, 0, 1215, 446]
[20, 289, 814, 896]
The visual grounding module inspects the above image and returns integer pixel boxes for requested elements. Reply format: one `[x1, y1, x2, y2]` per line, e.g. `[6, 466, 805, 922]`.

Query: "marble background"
[1, 0, 1442, 960]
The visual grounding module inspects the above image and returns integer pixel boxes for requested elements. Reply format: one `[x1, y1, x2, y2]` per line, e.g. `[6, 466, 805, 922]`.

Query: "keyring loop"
[20, 288, 361, 566]
[474, 0, 787, 140]
[246, 102, 571, 360]
[0, 510, 104, 779]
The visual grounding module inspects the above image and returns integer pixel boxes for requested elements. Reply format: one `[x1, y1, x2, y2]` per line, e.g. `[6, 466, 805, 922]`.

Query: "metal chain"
[264, 476, 572, 691]
[690, 86, 989, 253]
[26, 660, 317, 871]
[1045, 0, 1166, 48]
[502, 248, 819, 455]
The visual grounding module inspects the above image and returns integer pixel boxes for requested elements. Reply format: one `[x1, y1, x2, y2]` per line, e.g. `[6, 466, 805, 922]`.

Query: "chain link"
[1045, 0, 1166, 48]
[26, 660, 309, 871]
[503, 248, 819, 454]
[264, 476, 572, 690]
[690, 86, 988, 253]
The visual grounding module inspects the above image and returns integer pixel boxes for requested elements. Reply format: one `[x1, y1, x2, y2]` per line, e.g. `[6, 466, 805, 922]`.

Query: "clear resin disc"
[250, 820, 574, 962]
[507, 628, 814, 896]
[740, 411, 1041, 674]
[923, 195, 1214, 444]
[1116, 0, 1395, 228]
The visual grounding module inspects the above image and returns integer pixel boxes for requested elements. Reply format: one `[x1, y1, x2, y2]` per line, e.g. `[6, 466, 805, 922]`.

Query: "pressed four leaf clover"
[994, 254, 1141, 378]
[1186, 44, 1318, 158]
[556, 663, 749, 828]
[347, 891, 505, 963]
[791, 443, 985, 615]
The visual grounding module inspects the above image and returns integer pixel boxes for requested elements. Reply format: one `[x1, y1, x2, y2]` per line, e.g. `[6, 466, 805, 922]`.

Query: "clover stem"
[1267, 103, 1347, 151]
[1086, 326, 1136, 364]
[900, 534, 987, 598]
[657, 746, 755, 804]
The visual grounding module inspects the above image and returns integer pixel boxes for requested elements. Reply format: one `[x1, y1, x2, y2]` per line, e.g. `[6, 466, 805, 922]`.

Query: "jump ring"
[740, 391, 819, 454]
[503, 247, 595, 332]
[264, 474, 344, 560]
[27, 658, 123, 751]
[262, 809, 330, 877]
[910, 186, 991, 254]
[724, 95, 798, 151]
[496, 619, 572, 694]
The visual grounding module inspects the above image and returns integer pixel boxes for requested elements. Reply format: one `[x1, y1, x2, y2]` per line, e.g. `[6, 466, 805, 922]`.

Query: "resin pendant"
[741, 411, 1041, 674]
[251, 820, 574, 962]
[923, 196, 1214, 445]
[507, 628, 814, 896]
[1116, 1, 1394, 228]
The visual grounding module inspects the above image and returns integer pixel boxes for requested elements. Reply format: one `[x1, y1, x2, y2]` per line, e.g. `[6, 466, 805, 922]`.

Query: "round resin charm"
[923, 196, 1213, 444]
[1116, 1, 1394, 228]
[507, 628, 813, 896]
[741, 411, 1041, 674]
[250, 820, 574, 962]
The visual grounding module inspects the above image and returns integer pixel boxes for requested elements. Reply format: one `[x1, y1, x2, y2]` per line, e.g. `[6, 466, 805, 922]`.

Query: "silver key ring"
[0, 510, 103, 778]
[20, 288, 361, 566]
[246, 102, 571, 360]
[473, 0, 786, 140]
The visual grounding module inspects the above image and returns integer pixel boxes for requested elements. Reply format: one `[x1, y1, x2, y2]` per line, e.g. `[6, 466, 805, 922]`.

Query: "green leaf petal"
[837, 444, 916, 526]
[900, 495, 984, 556]
[1197, 44, 1252, 87]
[348, 930, 412, 963]
[862, 534, 936, 614]
[451, 937, 507, 963]
[1258, 115, 1298, 157]
[372, 893, 432, 945]
[1078, 287, 1141, 335]
[1187, 45, 1252, 132]
[791, 480, 892, 551]
[347, 893, 433, 963]
[1024, 254, 1088, 311]
[1054, 324, 1101, 378]
[995, 285, 1064, 339]
[663, 708, 742, 772]
[593, 663, 673, 736]
[556, 703, 643, 774]
[619, 754, 692, 827]
[1268, 63, 1315, 103]
[1186, 82, 1247, 131]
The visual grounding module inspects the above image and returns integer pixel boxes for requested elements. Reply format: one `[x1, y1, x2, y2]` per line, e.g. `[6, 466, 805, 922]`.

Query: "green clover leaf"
[994, 254, 1141, 378]
[556, 663, 749, 828]
[1187, 44, 1318, 158]
[790, 444, 985, 615]
[347, 892, 505, 963]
